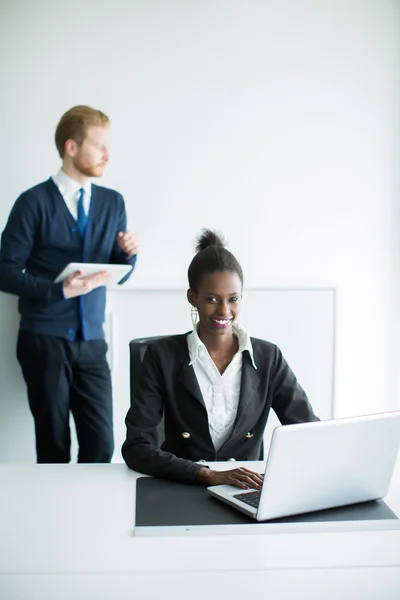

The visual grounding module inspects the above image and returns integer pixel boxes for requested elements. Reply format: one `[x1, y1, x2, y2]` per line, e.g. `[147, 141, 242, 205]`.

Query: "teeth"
[214, 319, 230, 324]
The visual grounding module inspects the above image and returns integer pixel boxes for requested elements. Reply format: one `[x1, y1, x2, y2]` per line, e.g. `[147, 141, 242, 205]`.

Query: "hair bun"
[195, 229, 225, 253]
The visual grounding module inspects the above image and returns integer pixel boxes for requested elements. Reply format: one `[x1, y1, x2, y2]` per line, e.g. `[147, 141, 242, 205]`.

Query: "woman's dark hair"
[188, 229, 244, 291]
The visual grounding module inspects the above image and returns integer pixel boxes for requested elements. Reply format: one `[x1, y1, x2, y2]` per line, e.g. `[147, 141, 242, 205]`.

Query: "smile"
[211, 318, 233, 328]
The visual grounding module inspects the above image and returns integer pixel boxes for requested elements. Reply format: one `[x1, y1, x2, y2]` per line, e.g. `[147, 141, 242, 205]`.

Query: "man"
[0, 105, 139, 463]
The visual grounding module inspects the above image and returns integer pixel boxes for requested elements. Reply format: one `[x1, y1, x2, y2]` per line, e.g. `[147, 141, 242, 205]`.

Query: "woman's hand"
[195, 466, 263, 489]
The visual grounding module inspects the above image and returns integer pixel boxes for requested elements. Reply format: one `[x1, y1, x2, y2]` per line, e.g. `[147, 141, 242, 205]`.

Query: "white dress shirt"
[187, 324, 257, 452]
[52, 169, 91, 220]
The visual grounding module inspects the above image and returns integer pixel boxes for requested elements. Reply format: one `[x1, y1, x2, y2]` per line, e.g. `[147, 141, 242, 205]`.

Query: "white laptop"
[208, 411, 400, 521]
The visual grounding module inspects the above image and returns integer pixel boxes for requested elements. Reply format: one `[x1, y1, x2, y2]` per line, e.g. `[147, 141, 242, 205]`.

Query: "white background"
[0, 0, 399, 461]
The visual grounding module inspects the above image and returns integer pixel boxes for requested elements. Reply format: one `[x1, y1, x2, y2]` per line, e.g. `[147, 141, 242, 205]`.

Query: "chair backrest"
[129, 336, 169, 447]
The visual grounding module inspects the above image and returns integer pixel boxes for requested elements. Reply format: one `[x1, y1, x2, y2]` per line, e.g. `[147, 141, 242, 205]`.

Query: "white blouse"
[187, 324, 257, 452]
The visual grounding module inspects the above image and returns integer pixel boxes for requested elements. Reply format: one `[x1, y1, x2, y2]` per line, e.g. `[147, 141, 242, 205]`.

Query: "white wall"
[0, 0, 399, 461]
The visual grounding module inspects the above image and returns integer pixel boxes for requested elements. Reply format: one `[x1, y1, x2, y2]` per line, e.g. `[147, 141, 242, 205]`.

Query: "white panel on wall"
[106, 288, 335, 459]
[0, 288, 334, 462]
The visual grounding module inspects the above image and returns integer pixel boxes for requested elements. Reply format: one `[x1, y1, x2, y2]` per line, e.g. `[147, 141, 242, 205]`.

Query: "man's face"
[72, 125, 110, 178]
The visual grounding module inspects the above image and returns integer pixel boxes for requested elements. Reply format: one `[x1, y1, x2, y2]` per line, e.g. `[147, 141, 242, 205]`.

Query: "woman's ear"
[187, 288, 196, 307]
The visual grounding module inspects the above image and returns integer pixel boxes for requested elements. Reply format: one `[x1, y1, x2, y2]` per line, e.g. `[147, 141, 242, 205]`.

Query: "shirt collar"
[187, 322, 257, 369]
[53, 169, 92, 197]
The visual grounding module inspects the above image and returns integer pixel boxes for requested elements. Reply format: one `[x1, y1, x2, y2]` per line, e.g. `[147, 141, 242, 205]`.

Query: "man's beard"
[73, 156, 105, 178]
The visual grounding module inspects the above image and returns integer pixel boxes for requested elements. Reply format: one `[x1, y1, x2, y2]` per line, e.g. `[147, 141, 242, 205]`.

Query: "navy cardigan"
[0, 178, 137, 341]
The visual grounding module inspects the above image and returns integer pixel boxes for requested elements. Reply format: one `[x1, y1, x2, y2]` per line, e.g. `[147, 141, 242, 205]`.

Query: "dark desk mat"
[136, 477, 398, 527]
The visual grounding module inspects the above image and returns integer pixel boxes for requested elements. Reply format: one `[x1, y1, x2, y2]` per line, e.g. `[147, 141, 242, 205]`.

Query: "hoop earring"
[190, 305, 199, 329]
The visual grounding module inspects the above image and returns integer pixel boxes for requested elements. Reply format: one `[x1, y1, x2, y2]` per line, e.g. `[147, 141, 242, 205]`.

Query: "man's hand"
[62, 270, 111, 299]
[195, 466, 263, 490]
[117, 231, 139, 259]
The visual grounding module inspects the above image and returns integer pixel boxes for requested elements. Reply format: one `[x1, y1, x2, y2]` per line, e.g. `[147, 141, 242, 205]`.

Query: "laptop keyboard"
[233, 490, 261, 508]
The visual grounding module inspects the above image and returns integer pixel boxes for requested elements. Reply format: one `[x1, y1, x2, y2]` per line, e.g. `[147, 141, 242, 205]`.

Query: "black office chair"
[129, 336, 169, 447]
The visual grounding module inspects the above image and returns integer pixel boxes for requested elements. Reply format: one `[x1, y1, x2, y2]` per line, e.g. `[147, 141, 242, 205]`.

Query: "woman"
[122, 230, 318, 489]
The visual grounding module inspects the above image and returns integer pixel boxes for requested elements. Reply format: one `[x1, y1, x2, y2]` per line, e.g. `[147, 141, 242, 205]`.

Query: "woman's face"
[188, 270, 242, 337]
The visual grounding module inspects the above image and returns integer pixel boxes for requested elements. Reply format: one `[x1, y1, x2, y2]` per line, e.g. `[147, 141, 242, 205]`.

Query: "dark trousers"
[17, 330, 114, 463]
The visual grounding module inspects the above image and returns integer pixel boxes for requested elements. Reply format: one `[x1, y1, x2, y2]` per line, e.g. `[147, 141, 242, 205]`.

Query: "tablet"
[54, 263, 132, 286]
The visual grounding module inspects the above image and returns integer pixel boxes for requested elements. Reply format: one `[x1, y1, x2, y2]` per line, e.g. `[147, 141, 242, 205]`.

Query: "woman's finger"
[240, 467, 264, 478]
[236, 469, 263, 486]
[225, 476, 253, 489]
[229, 471, 262, 488]
[235, 476, 260, 489]
[230, 478, 250, 489]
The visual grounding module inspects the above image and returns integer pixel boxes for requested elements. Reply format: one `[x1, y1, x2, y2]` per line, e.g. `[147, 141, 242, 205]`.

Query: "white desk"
[1, 460, 400, 600]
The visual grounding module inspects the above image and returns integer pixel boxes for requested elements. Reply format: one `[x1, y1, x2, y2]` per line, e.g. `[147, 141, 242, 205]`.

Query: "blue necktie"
[77, 188, 88, 238]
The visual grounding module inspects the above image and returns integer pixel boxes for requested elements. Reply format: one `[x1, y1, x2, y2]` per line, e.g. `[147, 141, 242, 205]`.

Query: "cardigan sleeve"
[0, 194, 64, 301]
[271, 345, 319, 424]
[122, 344, 204, 483]
[108, 193, 137, 285]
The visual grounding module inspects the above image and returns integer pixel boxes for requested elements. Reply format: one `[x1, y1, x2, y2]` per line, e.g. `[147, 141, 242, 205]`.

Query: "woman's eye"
[230, 296, 239, 302]
[207, 297, 218, 303]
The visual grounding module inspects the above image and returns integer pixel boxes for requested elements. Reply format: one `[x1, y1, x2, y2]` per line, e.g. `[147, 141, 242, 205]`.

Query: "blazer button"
[227, 458, 236, 462]
[181, 432, 191, 439]
[245, 432, 254, 439]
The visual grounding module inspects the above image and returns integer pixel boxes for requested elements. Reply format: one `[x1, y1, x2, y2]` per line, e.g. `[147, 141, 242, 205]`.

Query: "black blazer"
[122, 333, 319, 483]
